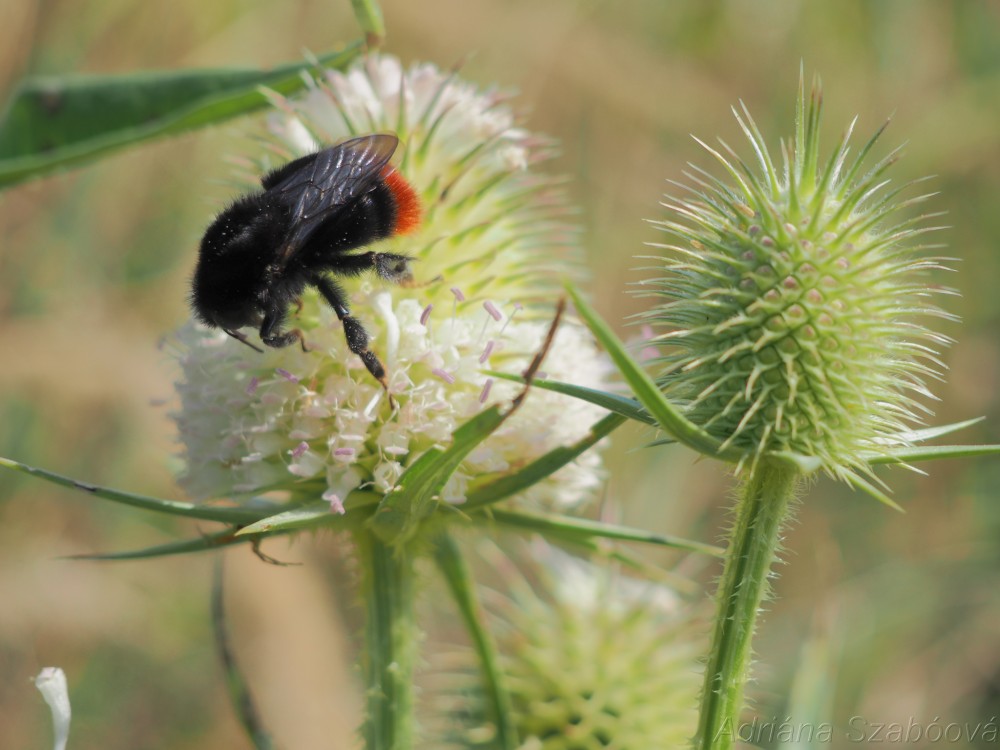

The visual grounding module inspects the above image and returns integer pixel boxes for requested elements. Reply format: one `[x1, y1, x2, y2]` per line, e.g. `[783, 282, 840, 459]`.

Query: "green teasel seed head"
[637, 75, 955, 480]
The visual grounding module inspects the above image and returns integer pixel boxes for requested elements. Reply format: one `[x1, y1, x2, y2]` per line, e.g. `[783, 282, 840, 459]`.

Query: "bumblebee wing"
[268, 134, 399, 266]
[260, 152, 319, 191]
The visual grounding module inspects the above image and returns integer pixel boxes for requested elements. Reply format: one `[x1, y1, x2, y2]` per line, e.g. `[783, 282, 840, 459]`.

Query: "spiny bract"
[637, 76, 953, 480]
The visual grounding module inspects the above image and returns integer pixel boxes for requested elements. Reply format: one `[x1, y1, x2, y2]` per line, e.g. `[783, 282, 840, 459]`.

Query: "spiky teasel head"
[636, 75, 954, 481]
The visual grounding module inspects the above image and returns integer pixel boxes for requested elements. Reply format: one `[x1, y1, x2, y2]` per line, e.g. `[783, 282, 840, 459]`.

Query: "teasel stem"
[695, 463, 799, 750]
[358, 530, 416, 750]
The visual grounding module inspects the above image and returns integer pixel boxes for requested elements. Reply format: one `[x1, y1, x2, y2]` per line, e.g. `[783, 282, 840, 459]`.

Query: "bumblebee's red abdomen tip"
[381, 168, 422, 236]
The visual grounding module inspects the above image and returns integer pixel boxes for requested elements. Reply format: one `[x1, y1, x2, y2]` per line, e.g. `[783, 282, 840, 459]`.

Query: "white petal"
[34, 667, 70, 750]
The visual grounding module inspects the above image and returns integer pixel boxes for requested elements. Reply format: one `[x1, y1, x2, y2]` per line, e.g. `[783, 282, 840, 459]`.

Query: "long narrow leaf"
[66, 528, 247, 561]
[433, 533, 517, 750]
[488, 508, 725, 558]
[541, 533, 703, 596]
[864, 443, 1000, 465]
[0, 456, 265, 523]
[565, 284, 741, 462]
[0, 45, 362, 187]
[485, 371, 656, 425]
[370, 405, 510, 544]
[464, 413, 627, 510]
[236, 499, 368, 536]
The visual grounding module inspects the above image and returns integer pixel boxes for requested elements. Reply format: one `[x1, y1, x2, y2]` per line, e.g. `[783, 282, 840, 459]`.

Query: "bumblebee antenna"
[224, 329, 265, 353]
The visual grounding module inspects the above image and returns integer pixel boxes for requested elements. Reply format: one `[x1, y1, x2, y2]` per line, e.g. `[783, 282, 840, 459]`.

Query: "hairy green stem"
[695, 463, 799, 750]
[359, 531, 416, 750]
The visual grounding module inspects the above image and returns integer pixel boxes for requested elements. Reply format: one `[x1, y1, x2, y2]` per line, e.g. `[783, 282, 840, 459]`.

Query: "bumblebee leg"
[259, 306, 308, 352]
[311, 274, 395, 405]
[325, 251, 413, 284]
[224, 329, 265, 353]
[372, 252, 414, 284]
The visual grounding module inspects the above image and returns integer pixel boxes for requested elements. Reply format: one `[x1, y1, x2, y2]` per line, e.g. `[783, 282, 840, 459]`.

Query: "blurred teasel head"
[429, 544, 703, 750]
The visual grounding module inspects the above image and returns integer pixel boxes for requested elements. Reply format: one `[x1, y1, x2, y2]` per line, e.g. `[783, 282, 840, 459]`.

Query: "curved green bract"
[235, 496, 374, 535]
[0, 456, 267, 523]
[66, 529, 247, 561]
[485, 371, 655, 426]
[370, 405, 511, 545]
[487, 508, 725, 558]
[565, 284, 740, 462]
[465, 412, 628, 509]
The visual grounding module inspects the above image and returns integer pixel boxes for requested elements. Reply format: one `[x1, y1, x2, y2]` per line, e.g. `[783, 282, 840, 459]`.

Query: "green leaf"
[235, 496, 373, 536]
[864, 443, 1000, 465]
[564, 284, 742, 463]
[0, 456, 266, 523]
[0, 45, 362, 187]
[488, 508, 725, 558]
[370, 405, 511, 545]
[65, 528, 247, 561]
[433, 533, 518, 750]
[486, 371, 656, 426]
[212, 561, 275, 750]
[465, 412, 627, 510]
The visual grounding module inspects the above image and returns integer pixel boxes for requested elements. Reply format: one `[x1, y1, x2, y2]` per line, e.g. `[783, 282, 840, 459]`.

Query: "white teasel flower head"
[172, 55, 610, 511]
[426, 544, 703, 750]
[635, 76, 954, 481]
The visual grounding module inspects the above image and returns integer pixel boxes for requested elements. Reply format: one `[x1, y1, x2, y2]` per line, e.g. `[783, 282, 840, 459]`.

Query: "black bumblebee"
[191, 133, 422, 395]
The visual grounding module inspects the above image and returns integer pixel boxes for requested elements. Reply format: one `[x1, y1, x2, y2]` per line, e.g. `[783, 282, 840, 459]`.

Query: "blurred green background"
[1, 1, 998, 747]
